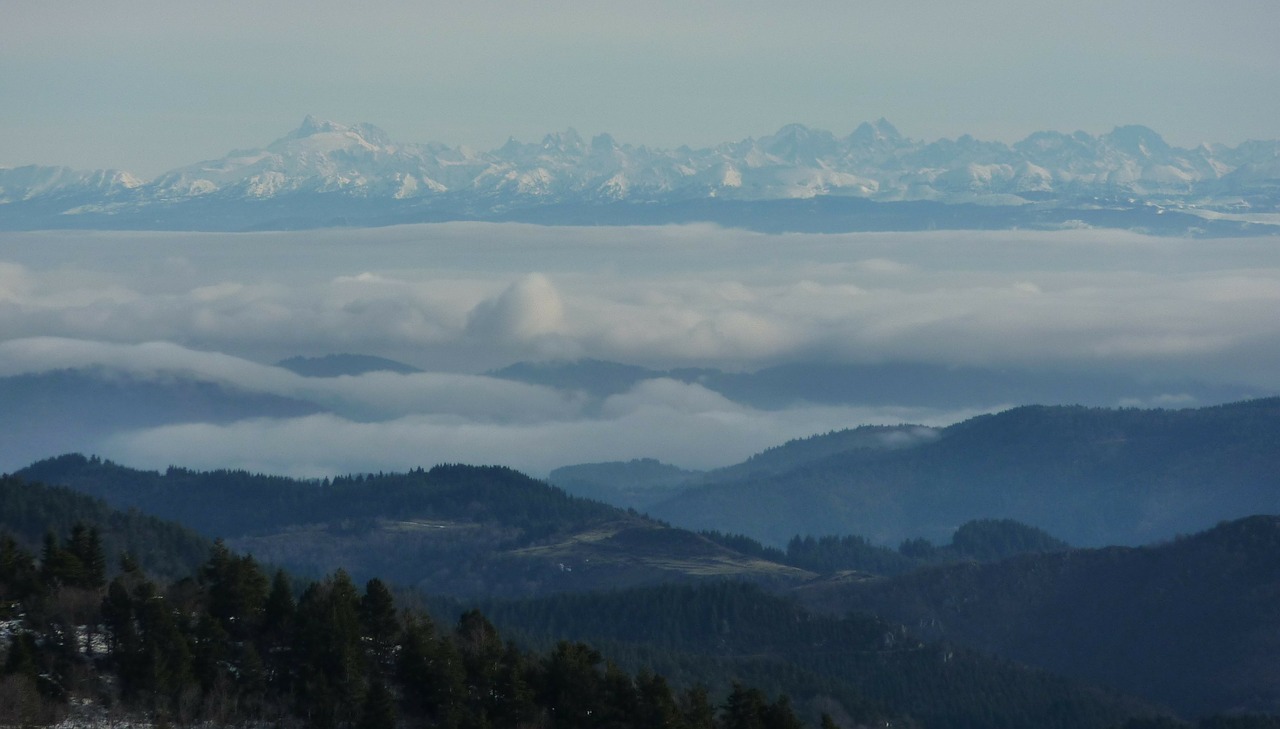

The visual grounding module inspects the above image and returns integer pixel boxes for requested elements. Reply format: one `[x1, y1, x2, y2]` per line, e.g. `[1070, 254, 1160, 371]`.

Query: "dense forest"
[2, 526, 819, 729]
[796, 516, 1280, 717]
[701, 518, 1070, 577]
[12, 456, 1076, 595]
[13, 457, 813, 599]
[17, 456, 623, 545]
[0, 474, 210, 580]
[472, 581, 1166, 729]
[0, 472, 1159, 727]
[4, 525, 1272, 729]
[6, 430, 1280, 727]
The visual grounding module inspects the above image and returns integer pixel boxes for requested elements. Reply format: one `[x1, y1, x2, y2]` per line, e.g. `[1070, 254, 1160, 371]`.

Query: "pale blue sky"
[3, 0, 1278, 177]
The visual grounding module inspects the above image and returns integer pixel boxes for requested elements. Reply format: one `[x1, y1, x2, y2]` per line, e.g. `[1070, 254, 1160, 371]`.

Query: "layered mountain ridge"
[2, 117, 1278, 232]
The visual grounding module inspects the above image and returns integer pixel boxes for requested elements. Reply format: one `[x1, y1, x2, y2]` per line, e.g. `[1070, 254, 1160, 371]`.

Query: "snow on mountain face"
[0, 165, 142, 203]
[148, 118, 429, 199]
[3, 117, 1279, 214]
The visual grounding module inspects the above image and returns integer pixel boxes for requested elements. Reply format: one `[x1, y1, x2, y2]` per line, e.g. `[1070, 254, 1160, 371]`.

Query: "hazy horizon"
[4, 1, 1279, 176]
[4, 1, 1280, 477]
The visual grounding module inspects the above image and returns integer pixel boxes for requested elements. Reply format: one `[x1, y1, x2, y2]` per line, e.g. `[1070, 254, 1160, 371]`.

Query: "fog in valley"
[2, 222, 1277, 476]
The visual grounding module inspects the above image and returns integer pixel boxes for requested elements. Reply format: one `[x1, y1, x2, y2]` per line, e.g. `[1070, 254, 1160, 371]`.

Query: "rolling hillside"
[15, 455, 812, 598]
[646, 398, 1280, 547]
[794, 515, 1280, 717]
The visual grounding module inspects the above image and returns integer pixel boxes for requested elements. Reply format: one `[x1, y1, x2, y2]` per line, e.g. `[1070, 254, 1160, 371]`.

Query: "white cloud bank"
[2, 223, 1278, 475]
[4, 224, 1278, 383]
[0, 335, 983, 476]
[100, 388, 980, 479]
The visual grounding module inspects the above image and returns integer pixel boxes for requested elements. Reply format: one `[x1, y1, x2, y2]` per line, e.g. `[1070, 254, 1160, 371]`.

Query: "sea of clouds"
[1, 223, 1277, 477]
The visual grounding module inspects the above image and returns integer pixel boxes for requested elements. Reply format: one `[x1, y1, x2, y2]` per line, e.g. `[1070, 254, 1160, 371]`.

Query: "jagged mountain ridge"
[3, 117, 1278, 228]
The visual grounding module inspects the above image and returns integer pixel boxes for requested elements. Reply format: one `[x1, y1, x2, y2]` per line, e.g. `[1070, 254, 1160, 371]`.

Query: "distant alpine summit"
[2, 117, 1278, 233]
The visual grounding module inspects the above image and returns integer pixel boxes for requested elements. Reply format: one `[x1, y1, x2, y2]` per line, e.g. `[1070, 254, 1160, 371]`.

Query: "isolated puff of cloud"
[465, 273, 565, 342]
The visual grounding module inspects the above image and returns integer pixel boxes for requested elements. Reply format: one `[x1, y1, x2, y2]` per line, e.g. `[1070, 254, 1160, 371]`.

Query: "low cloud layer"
[2, 223, 1278, 475]
[100, 389, 980, 479]
[0, 337, 584, 424]
[0, 335, 984, 476]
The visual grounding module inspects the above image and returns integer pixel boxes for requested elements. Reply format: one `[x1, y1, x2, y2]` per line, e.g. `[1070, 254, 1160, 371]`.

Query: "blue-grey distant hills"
[491, 358, 1268, 411]
[276, 353, 423, 377]
[2, 117, 1277, 234]
[642, 398, 1280, 549]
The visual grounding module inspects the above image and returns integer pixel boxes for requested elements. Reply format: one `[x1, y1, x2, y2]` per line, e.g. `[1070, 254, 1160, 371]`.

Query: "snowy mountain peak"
[873, 118, 901, 138]
[3, 119, 1278, 227]
[1103, 125, 1171, 160]
[590, 133, 618, 154]
[291, 115, 348, 138]
[541, 129, 586, 155]
[762, 124, 839, 164]
[848, 118, 903, 146]
[284, 116, 391, 149]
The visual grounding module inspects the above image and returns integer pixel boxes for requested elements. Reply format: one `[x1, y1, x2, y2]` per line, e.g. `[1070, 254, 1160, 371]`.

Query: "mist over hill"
[642, 398, 1280, 547]
[494, 358, 1265, 411]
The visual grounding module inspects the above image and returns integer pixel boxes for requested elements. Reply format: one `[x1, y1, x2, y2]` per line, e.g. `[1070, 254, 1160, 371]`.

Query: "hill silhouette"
[647, 398, 1280, 546]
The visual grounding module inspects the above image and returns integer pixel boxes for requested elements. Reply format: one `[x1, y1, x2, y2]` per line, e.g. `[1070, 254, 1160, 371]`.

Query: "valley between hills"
[3, 396, 1279, 727]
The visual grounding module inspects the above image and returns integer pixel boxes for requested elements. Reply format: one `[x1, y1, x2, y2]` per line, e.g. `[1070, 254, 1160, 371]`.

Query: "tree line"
[701, 518, 1069, 577]
[2, 525, 815, 729]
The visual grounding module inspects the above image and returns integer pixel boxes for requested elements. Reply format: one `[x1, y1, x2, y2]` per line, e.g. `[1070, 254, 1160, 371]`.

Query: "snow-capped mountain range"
[2, 116, 1278, 233]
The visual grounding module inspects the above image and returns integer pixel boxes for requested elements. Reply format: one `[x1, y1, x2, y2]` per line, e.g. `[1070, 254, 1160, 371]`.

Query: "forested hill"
[795, 515, 1280, 718]
[475, 580, 1166, 729]
[646, 397, 1280, 547]
[0, 474, 209, 579]
[17, 455, 619, 541]
[13, 455, 812, 598]
[2, 526, 838, 729]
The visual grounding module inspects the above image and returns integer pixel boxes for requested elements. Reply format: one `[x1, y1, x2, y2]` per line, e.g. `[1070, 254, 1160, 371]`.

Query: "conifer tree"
[260, 568, 296, 692]
[636, 670, 681, 729]
[721, 683, 768, 729]
[294, 570, 366, 727]
[397, 612, 464, 728]
[100, 578, 137, 664]
[456, 607, 504, 719]
[67, 523, 106, 589]
[131, 580, 194, 711]
[763, 695, 804, 729]
[40, 531, 83, 588]
[540, 641, 604, 729]
[360, 578, 399, 675]
[490, 640, 537, 728]
[0, 535, 39, 608]
[201, 541, 268, 641]
[599, 661, 640, 729]
[681, 684, 718, 729]
[358, 679, 397, 729]
[191, 612, 233, 693]
[2, 632, 40, 684]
